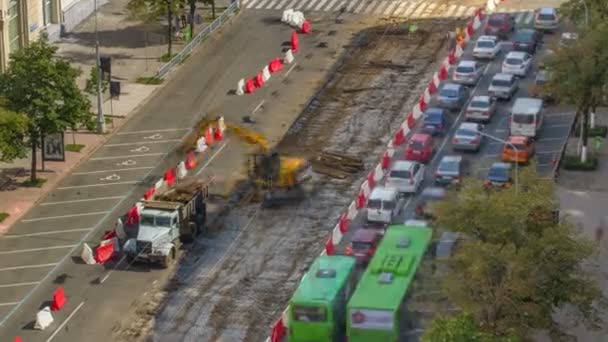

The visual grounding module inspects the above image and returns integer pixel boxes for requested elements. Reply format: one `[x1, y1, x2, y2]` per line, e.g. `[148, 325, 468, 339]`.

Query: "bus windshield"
[293, 305, 327, 322]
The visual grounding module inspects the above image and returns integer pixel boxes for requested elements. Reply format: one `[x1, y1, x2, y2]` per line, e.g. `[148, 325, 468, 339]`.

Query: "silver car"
[453, 60, 484, 86]
[465, 96, 497, 123]
[534, 7, 559, 31]
[488, 73, 519, 100]
[452, 122, 484, 152]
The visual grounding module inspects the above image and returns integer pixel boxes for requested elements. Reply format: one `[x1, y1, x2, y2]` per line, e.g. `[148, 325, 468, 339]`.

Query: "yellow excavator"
[226, 123, 311, 207]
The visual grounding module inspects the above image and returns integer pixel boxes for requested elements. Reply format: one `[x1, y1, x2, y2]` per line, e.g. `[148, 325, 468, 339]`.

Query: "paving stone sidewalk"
[0, 0, 231, 234]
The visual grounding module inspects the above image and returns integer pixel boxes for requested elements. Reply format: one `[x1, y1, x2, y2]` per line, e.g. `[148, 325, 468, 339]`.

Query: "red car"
[405, 133, 434, 163]
[346, 229, 382, 264]
[485, 13, 515, 40]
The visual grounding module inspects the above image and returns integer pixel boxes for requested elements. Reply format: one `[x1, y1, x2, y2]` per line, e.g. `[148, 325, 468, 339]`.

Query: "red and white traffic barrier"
[264, 8, 487, 342]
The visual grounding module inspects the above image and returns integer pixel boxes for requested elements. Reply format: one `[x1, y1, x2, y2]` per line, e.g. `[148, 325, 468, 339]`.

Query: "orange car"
[501, 136, 535, 163]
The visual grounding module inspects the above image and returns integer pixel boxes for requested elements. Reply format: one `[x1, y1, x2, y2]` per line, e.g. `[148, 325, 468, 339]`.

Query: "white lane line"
[546, 124, 571, 129]
[21, 212, 108, 222]
[1, 228, 93, 239]
[524, 11, 534, 24]
[284, 62, 298, 78]
[273, 0, 289, 9]
[196, 141, 230, 176]
[454, 5, 467, 17]
[72, 166, 154, 175]
[412, 2, 429, 17]
[46, 301, 85, 342]
[373, 1, 388, 14]
[100, 255, 126, 284]
[252, 100, 265, 115]
[353, 0, 366, 13]
[0, 263, 58, 272]
[282, 0, 296, 8]
[0, 245, 78, 255]
[444, 4, 457, 16]
[401, 2, 418, 17]
[333, 0, 347, 12]
[420, 3, 436, 17]
[41, 196, 124, 206]
[292, 0, 307, 9]
[392, 2, 408, 16]
[346, 0, 361, 12]
[0, 302, 19, 307]
[90, 152, 165, 161]
[116, 128, 189, 135]
[323, 0, 340, 11]
[546, 111, 575, 117]
[465, 6, 475, 16]
[104, 139, 180, 147]
[363, 1, 379, 14]
[305, 0, 320, 10]
[266, 0, 279, 9]
[383, 1, 397, 15]
[0, 282, 39, 288]
[245, 0, 260, 6]
[56, 181, 138, 190]
[255, 0, 272, 9]
[314, 0, 329, 11]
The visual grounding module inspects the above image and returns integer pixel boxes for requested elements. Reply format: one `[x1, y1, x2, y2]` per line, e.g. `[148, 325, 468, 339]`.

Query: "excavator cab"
[249, 152, 282, 187]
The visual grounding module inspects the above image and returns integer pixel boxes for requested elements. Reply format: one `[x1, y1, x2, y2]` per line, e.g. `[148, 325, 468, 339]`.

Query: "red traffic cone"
[290, 31, 299, 52]
[419, 96, 427, 112]
[301, 20, 311, 34]
[245, 78, 255, 93]
[205, 127, 214, 146]
[214, 126, 223, 141]
[381, 151, 391, 169]
[185, 152, 197, 169]
[439, 65, 448, 79]
[51, 287, 67, 311]
[393, 129, 405, 146]
[325, 237, 335, 255]
[356, 191, 367, 209]
[339, 213, 349, 233]
[407, 112, 416, 129]
[255, 72, 264, 88]
[367, 171, 376, 190]
[428, 79, 437, 94]
[448, 49, 456, 65]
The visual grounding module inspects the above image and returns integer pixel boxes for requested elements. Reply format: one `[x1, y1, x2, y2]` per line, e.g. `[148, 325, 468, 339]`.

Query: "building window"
[43, 0, 53, 26]
[8, 0, 21, 53]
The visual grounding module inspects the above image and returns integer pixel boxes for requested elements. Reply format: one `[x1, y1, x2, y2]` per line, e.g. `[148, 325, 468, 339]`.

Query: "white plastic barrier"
[115, 217, 127, 240]
[195, 136, 208, 153]
[281, 9, 306, 29]
[35, 307, 54, 330]
[284, 49, 295, 64]
[281, 9, 294, 23]
[177, 161, 188, 179]
[236, 78, 245, 96]
[81, 243, 96, 265]
[262, 65, 271, 82]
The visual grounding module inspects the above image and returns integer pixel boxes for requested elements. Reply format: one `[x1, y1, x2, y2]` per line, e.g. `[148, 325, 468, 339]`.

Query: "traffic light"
[100, 56, 111, 79]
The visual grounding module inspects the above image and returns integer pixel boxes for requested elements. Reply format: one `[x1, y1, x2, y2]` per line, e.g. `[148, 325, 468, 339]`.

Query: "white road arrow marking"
[130, 146, 150, 153]
[143, 133, 163, 140]
[100, 174, 121, 181]
[116, 160, 137, 166]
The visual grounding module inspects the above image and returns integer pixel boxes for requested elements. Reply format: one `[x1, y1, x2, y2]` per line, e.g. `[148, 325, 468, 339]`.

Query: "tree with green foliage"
[559, 0, 608, 25]
[433, 165, 604, 340]
[423, 313, 519, 342]
[0, 35, 92, 182]
[0, 106, 28, 162]
[84, 66, 109, 97]
[544, 22, 608, 163]
[202, 0, 216, 20]
[128, 0, 182, 58]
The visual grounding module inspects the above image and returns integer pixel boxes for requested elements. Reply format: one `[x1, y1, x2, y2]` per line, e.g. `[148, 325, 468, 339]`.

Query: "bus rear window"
[513, 114, 535, 124]
[293, 305, 326, 322]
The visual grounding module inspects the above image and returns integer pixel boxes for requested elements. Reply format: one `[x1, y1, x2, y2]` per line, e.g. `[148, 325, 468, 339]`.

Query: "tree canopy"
[0, 34, 91, 181]
[559, 0, 608, 25]
[128, 0, 182, 56]
[432, 165, 604, 340]
[422, 313, 519, 342]
[0, 106, 28, 162]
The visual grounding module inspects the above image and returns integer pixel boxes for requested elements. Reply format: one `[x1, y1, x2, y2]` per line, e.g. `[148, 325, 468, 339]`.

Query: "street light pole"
[465, 129, 519, 194]
[94, 0, 105, 134]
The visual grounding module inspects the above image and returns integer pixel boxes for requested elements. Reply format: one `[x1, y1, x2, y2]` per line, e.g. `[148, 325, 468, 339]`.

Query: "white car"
[366, 186, 401, 225]
[502, 51, 532, 77]
[385, 160, 425, 194]
[453, 60, 484, 86]
[473, 35, 500, 59]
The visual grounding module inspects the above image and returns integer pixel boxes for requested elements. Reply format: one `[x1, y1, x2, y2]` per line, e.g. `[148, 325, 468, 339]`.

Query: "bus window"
[293, 305, 327, 322]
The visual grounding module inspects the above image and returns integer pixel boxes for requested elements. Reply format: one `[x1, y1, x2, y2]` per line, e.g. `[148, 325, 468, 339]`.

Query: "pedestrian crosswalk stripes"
[243, 0, 537, 23]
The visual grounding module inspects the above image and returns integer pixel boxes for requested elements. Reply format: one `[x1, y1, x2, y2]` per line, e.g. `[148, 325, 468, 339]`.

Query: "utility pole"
[95, 0, 105, 134]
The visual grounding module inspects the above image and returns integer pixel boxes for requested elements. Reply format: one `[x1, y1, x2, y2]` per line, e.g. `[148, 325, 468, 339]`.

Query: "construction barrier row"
[266, 6, 488, 342]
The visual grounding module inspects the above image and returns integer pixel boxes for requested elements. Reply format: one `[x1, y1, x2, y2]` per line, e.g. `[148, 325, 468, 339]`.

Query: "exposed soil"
[114, 15, 462, 342]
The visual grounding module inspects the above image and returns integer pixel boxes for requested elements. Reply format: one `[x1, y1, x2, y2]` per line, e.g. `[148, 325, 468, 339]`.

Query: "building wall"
[61, 0, 108, 34]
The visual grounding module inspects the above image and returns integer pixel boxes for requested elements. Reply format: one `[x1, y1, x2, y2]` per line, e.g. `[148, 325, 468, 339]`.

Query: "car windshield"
[368, 199, 382, 209]
[477, 40, 494, 48]
[456, 128, 477, 136]
[425, 112, 442, 122]
[456, 66, 474, 73]
[492, 79, 512, 87]
[352, 241, 371, 250]
[506, 143, 527, 150]
[513, 113, 535, 124]
[488, 167, 508, 180]
[440, 88, 458, 97]
[293, 306, 326, 322]
[390, 170, 411, 179]
[470, 100, 489, 108]
[506, 58, 522, 65]
[409, 140, 425, 150]
[438, 160, 460, 173]
[383, 200, 396, 210]
[514, 32, 533, 41]
[488, 18, 504, 26]
[538, 13, 555, 20]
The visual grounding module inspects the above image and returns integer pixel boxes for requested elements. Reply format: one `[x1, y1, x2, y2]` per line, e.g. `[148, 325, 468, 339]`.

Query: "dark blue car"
[422, 108, 447, 136]
[484, 162, 513, 188]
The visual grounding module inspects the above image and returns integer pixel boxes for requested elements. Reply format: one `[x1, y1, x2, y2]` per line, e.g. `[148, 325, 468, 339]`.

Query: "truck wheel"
[181, 222, 197, 243]
[161, 247, 176, 269]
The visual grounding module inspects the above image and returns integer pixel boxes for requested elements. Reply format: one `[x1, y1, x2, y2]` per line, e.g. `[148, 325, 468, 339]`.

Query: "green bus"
[288, 255, 357, 342]
[346, 225, 432, 342]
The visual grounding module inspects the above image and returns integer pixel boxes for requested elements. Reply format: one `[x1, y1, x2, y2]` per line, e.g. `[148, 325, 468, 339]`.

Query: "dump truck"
[123, 178, 211, 268]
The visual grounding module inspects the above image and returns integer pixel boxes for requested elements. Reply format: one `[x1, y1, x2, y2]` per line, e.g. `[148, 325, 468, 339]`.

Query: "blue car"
[437, 83, 469, 111]
[484, 162, 513, 188]
[422, 108, 448, 136]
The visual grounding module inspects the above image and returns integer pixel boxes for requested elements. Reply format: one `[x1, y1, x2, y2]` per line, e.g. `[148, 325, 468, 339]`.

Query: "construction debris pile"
[311, 151, 364, 179]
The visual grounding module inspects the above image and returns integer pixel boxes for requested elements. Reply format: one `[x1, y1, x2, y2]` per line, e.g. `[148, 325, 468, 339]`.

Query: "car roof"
[391, 160, 416, 171]
[493, 73, 514, 80]
[440, 155, 462, 163]
[425, 107, 444, 115]
[443, 83, 462, 90]
[508, 135, 529, 144]
[369, 186, 398, 200]
[352, 229, 379, 242]
[458, 122, 480, 131]
[538, 7, 556, 14]
[506, 51, 527, 59]
[478, 35, 497, 41]
[458, 60, 476, 67]
[471, 95, 491, 102]
[411, 133, 432, 141]
[491, 162, 512, 170]
[489, 13, 510, 20]
[512, 97, 543, 114]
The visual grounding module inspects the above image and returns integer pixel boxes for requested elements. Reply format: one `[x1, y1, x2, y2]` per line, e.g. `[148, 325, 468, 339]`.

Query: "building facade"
[0, 0, 108, 71]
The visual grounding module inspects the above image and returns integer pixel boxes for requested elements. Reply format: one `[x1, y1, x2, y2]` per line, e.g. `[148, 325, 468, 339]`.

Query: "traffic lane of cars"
[0, 128, 189, 324]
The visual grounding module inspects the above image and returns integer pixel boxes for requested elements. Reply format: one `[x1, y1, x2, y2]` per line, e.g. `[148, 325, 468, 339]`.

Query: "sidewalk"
[0, 0, 231, 234]
[552, 111, 608, 341]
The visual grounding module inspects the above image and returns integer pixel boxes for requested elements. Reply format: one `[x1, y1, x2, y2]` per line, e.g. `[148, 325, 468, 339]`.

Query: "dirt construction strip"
[111, 18, 462, 341]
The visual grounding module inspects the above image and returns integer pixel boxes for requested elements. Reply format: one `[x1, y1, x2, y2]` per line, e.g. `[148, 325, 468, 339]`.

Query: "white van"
[510, 97, 544, 137]
[366, 186, 400, 225]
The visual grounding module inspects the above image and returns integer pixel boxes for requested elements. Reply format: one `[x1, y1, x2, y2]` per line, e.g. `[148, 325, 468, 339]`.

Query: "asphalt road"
[0, 9, 353, 341]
